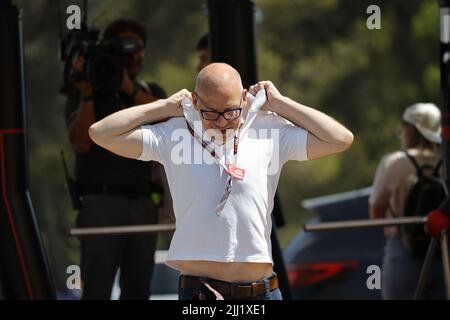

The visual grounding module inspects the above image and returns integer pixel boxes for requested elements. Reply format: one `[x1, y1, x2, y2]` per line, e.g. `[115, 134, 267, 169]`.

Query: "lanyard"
[185, 121, 243, 178]
[185, 120, 245, 215]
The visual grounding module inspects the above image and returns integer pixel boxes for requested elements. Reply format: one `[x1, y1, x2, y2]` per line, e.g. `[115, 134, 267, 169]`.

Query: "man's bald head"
[192, 63, 248, 144]
[195, 63, 243, 97]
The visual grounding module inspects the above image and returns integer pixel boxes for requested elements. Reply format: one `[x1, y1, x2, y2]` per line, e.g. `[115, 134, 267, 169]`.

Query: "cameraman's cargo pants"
[77, 194, 157, 300]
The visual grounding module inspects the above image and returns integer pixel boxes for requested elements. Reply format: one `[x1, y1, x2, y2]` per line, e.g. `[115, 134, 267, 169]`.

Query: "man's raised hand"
[166, 89, 191, 117]
[249, 81, 283, 112]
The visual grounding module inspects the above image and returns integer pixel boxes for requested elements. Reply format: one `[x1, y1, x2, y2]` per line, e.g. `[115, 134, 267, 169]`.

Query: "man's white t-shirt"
[137, 109, 308, 268]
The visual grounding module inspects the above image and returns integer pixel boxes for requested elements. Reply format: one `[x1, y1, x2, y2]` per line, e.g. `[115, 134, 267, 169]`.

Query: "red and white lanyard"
[186, 121, 245, 215]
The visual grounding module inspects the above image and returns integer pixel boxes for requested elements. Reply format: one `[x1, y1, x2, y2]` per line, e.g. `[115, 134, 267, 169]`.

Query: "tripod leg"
[440, 230, 450, 300]
[414, 237, 439, 300]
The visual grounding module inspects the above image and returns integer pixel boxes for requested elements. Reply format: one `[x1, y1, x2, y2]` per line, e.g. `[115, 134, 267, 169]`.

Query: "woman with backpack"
[369, 103, 446, 299]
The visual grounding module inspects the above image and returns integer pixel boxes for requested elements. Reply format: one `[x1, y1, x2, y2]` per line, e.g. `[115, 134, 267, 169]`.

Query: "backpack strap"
[388, 202, 400, 218]
[433, 159, 442, 177]
[403, 150, 442, 177]
[403, 150, 422, 177]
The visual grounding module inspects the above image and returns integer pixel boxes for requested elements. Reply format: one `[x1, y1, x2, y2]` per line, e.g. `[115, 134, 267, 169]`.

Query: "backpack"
[400, 151, 446, 259]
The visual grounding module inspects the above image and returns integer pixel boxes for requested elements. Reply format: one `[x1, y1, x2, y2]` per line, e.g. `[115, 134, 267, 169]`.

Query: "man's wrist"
[269, 95, 288, 114]
[80, 87, 93, 96]
[142, 98, 177, 123]
[165, 98, 183, 118]
[80, 95, 94, 102]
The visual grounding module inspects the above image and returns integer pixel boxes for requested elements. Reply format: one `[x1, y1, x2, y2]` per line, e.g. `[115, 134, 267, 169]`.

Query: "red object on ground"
[426, 210, 450, 238]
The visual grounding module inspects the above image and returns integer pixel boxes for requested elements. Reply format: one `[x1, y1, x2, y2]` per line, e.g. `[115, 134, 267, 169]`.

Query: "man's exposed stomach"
[167, 260, 273, 283]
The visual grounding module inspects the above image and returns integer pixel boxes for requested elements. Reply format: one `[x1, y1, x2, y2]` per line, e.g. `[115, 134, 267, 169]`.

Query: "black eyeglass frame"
[195, 92, 244, 121]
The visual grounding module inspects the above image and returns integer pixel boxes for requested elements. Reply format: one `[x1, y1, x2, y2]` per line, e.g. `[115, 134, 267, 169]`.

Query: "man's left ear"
[191, 92, 200, 111]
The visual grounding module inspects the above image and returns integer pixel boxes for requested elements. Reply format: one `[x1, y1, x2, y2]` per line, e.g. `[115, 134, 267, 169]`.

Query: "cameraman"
[64, 19, 169, 300]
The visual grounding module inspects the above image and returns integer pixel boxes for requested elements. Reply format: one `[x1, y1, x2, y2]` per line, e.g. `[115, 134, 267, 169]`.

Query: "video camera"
[60, 23, 143, 94]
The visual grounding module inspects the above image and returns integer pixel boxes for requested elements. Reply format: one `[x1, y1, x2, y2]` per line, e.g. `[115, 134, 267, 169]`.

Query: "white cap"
[402, 103, 442, 144]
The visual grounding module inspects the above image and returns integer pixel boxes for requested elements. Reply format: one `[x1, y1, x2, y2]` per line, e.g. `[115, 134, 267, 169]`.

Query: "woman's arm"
[369, 205, 388, 220]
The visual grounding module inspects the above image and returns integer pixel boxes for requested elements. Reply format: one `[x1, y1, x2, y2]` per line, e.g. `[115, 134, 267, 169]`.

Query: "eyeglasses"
[196, 92, 243, 121]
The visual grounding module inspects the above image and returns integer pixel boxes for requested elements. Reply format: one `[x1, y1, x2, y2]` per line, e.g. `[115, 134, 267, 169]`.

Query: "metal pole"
[439, 0, 450, 189]
[440, 230, 450, 299]
[207, 0, 258, 88]
[414, 238, 439, 299]
[70, 224, 176, 237]
[303, 216, 427, 232]
[0, 0, 56, 299]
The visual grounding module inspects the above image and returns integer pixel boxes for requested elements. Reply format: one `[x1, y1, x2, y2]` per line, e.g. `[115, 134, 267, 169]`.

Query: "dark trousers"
[77, 194, 157, 300]
[382, 237, 445, 299]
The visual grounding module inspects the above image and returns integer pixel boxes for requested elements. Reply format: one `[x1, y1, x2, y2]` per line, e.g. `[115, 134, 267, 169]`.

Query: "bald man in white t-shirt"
[88, 63, 353, 300]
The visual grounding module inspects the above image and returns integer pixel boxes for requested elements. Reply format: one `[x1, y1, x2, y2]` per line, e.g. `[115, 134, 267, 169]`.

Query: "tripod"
[303, 0, 450, 300]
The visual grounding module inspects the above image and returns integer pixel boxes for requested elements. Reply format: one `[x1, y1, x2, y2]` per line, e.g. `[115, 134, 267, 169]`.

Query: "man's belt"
[179, 274, 278, 299]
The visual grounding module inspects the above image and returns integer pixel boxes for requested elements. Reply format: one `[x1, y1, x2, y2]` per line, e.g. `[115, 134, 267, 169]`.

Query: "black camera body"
[60, 24, 142, 94]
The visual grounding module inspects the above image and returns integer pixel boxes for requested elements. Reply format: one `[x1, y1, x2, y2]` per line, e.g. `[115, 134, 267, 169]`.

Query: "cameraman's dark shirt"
[64, 83, 166, 194]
